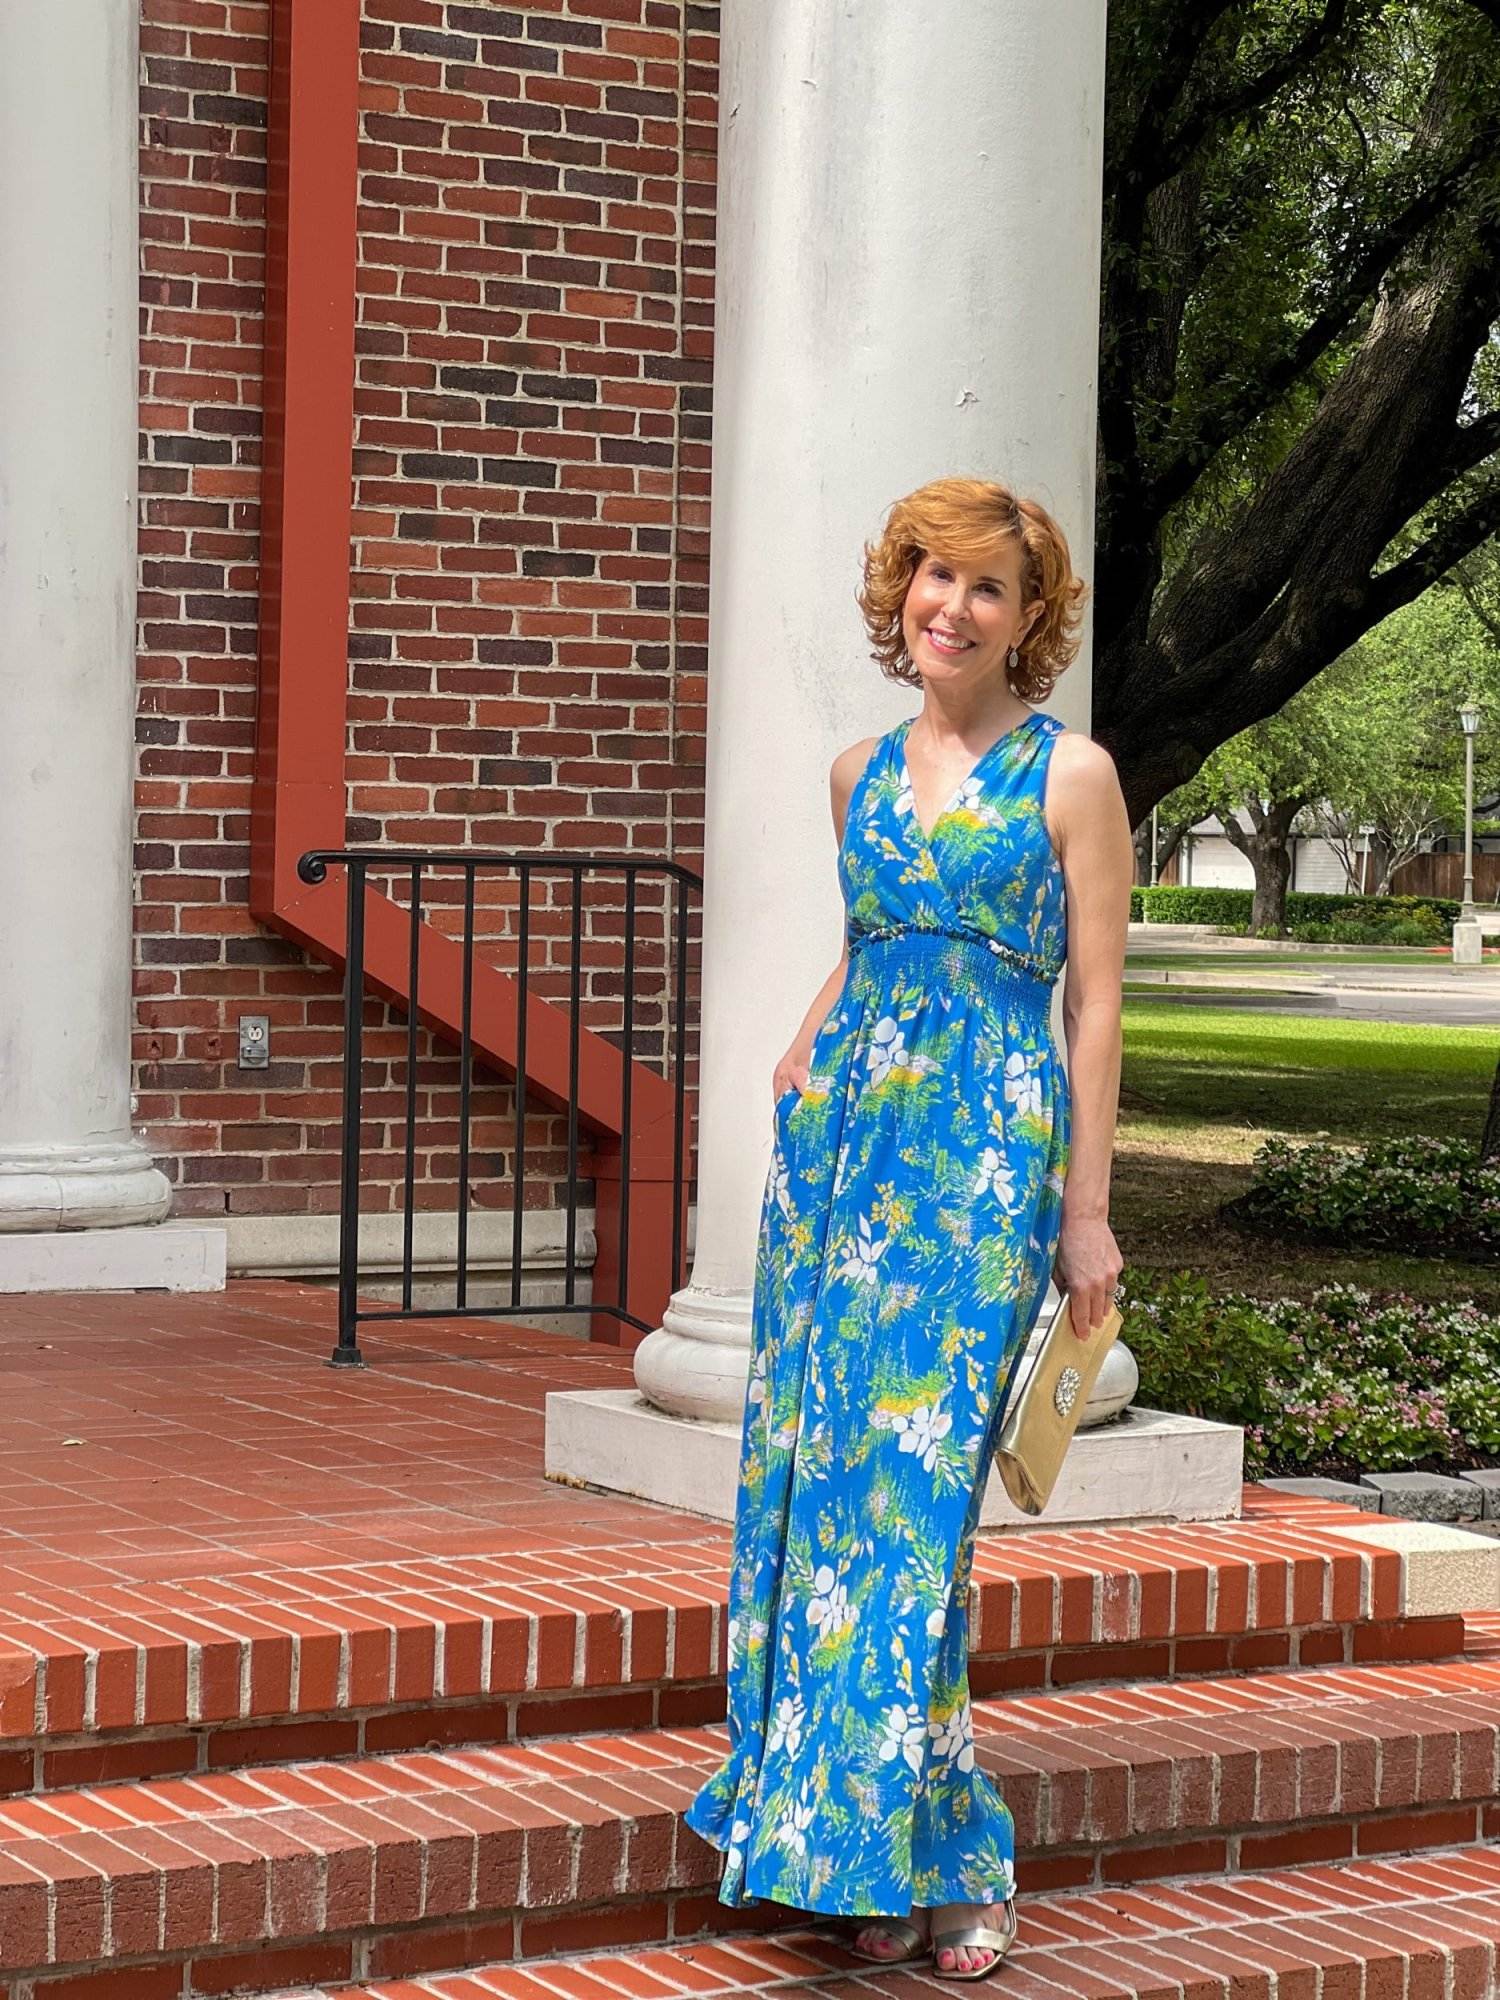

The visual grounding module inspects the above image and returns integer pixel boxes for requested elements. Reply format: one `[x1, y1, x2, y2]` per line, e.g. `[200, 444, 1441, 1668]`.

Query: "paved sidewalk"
[1127, 924, 1500, 1024]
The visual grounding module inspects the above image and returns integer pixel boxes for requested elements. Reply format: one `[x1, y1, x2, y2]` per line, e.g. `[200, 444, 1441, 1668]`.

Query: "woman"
[683, 476, 1133, 1981]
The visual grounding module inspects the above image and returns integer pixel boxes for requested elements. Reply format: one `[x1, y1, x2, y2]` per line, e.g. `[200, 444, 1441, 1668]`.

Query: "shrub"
[1133, 884, 1461, 940]
[1225, 1134, 1500, 1260]
[1121, 1271, 1500, 1476]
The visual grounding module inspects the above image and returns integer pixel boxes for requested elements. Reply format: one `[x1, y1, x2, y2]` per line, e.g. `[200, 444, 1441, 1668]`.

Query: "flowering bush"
[1225, 1134, 1500, 1260]
[1123, 1271, 1500, 1477]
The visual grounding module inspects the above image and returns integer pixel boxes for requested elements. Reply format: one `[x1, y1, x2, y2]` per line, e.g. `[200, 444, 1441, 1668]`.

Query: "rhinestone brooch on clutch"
[1054, 1366, 1082, 1416]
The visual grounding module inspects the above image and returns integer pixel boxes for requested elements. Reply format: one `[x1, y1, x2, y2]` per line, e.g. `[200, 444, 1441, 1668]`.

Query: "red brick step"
[1, 1648, 1497, 1999]
[268, 1840, 1500, 2000]
[0, 1497, 1462, 1801]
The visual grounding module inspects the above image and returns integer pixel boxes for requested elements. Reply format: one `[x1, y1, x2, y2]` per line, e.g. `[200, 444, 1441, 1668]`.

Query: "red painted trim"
[251, 0, 690, 1342]
[251, 0, 360, 920]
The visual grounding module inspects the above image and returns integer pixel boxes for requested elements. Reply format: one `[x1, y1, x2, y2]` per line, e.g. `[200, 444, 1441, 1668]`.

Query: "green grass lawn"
[1115, 997, 1499, 1312]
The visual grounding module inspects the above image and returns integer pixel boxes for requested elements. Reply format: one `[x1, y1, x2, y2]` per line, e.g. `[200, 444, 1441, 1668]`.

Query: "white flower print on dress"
[891, 1399, 952, 1473]
[928, 1700, 975, 1772]
[726, 1816, 752, 1872]
[877, 1701, 928, 1773]
[866, 1015, 910, 1088]
[773, 1782, 816, 1857]
[834, 1212, 891, 1287]
[768, 1695, 805, 1758]
[1004, 1048, 1043, 1119]
[973, 1144, 1018, 1213]
[806, 1562, 856, 1638]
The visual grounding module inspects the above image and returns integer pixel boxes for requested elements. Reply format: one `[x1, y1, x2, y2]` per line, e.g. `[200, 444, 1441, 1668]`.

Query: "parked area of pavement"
[1127, 924, 1500, 1026]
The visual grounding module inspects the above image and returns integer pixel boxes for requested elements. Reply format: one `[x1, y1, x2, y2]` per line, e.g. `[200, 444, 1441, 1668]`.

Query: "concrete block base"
[0, 1226, 226, 1294]
[544, 1389, 1244, 1530]
[1450, 918, 1486, 966]
[1459, 1468, 1500, 1519]
[1358, 1470, 1484, 1522]
[1259, 1476, 1381, 1512]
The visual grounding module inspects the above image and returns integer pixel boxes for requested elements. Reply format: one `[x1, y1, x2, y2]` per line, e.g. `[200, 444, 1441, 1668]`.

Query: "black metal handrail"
[297, 847, 702, 1366]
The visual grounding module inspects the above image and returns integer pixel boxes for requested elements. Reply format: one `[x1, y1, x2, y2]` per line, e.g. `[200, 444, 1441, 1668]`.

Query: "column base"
[545, 1388, 1243, 1529]
[0, 1224, 225, 1294]
[632, 1285, 752, 1424]
[0, 1142, 172, 1232]
[633, 1282, 1143, 1426]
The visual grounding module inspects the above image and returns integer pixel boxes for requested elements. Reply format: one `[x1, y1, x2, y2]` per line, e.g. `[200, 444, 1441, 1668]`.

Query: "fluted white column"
[0, 1, 187, 1268]
[631, 0, 1113, 1423]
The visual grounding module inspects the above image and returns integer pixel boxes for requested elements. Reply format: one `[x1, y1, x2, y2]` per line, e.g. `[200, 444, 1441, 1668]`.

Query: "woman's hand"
[771, 1040, 813, 1109]
[1054, 1210, 1123, 1337]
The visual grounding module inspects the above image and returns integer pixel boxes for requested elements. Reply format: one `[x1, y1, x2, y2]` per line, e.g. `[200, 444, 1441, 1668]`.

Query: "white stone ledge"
[1320, 1517, 1500, 1617]
[544, 1389, 1243, 1531]
[0, 1225, 225, 1294]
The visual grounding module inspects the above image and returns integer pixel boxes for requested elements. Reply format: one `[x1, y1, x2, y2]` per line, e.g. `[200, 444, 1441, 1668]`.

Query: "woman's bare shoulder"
[1047, 723, 1122, 790]
[830, 729, 887, 797]
[829, 728, 890, 847]
[1043, 724, 1131, 856]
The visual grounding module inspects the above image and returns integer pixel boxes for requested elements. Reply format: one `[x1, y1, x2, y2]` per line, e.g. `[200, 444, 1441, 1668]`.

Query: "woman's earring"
[1007, 645, 1020, 670]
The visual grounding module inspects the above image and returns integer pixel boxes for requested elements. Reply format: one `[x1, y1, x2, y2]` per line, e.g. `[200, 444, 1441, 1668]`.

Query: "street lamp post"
[1458, 699, 1480, 919]
[1450, 699, 1486, 967]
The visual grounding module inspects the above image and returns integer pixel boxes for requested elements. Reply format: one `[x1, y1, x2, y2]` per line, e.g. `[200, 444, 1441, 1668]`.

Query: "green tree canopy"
[1098, 0, 1500, 823]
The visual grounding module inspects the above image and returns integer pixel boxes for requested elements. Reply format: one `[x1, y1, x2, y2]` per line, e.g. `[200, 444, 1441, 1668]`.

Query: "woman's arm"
[1044, 731, 1135, 1331]
[770, 733, 880, 1103]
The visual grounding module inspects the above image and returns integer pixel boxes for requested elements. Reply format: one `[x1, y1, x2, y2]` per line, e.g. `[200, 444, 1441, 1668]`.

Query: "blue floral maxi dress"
[683, 708, 1071, 1919]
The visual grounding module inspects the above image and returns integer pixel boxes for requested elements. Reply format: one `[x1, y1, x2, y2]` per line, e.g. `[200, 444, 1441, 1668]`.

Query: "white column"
[0, 2, 216, 1288]
[543, 0, 1210, 1511]
[632, 0, 1111, 1422]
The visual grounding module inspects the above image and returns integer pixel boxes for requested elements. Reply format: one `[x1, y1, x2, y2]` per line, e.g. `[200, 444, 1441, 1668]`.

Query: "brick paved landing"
[0, 1281, 673, 1587]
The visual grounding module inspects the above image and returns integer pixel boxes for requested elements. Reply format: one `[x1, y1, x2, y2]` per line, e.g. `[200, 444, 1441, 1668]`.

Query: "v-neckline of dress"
[897, 709, 1041, 847]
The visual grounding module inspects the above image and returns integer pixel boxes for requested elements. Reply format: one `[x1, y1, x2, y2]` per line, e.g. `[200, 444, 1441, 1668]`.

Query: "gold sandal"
[930, 1897, 1018, 1981]
[842, 1914, 933, 1966]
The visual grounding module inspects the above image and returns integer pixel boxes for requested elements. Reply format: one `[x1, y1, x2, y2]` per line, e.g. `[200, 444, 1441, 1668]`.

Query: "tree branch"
[1110, 1, 1247, 203]
[1439, 405, 1500, 483]
[1365, 477, 1500, 624]
[1145, 131, 1495, 518]
[1154, 0, 1358, 189]
[1447, 558, 1500, 643]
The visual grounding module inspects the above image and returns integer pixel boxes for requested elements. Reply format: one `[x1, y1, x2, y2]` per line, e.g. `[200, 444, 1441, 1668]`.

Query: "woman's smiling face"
[900, 538, 1038, 685]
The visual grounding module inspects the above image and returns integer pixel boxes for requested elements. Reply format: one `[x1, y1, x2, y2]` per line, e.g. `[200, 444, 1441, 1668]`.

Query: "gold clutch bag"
[993, 1289, 1124, 1515]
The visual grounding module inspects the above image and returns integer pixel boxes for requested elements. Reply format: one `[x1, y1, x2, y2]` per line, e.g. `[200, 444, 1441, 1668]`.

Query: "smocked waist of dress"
[845, 922, 1061, 1016]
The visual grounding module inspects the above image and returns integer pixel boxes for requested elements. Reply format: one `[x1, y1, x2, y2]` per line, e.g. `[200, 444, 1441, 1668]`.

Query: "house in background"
[1156, 786, 1500, 898]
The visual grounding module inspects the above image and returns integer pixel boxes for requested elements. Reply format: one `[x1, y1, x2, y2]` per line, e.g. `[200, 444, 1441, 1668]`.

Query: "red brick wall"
[134, 0, 717, 1224]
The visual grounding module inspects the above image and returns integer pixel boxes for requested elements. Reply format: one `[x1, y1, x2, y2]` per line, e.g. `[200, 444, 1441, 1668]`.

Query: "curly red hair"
[857, 475, 1089, 702]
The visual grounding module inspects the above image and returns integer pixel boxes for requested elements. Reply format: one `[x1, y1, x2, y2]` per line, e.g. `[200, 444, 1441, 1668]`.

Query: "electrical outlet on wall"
[238, 1015, 270, 1070]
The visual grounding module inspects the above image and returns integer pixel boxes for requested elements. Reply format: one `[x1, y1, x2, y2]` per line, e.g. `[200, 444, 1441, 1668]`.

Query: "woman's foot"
[931, 1897, 1014, 1976]
[850, 1907, 932, 1962]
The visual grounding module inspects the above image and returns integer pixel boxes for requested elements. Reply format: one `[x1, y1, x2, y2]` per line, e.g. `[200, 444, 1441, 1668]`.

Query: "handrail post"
[331, 858, 368, 1367]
